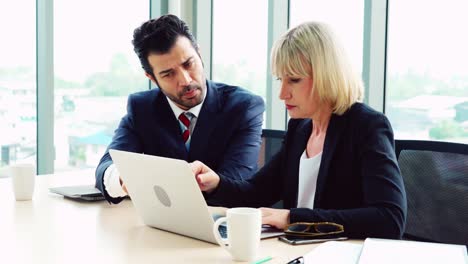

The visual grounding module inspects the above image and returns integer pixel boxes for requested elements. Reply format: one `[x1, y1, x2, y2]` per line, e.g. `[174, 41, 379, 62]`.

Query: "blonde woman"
[191, 22, 407, 239]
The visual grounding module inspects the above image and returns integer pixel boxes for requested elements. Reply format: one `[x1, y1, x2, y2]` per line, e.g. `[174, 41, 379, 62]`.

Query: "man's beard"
[167, 83, 204, 109]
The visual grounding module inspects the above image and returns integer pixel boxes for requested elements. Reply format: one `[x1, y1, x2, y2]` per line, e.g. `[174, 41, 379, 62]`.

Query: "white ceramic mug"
[212, 207, 262, 261]
[10, 164, 35, 201]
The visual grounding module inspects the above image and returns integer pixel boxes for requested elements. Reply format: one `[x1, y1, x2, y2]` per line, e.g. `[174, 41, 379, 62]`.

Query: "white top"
[103, 93, 205, 198]
[297, 150, 322, 209]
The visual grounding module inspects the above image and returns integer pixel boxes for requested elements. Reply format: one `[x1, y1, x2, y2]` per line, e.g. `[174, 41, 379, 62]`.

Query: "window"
[386, 0, 468, 143]
[0, 1, 36, 172]
[212, 0, 269, 99]
[54, 0, 149, 171]
[290, 0, 365, 74]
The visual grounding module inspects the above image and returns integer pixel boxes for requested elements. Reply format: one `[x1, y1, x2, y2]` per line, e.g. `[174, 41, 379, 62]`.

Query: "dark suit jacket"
[209, 103, 407, 239]
[96, 80, 265, 204]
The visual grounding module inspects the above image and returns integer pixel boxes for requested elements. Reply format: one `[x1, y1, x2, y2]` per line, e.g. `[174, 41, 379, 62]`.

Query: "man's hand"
[189, 160, 220, 193]
[260, 208, 290, 229]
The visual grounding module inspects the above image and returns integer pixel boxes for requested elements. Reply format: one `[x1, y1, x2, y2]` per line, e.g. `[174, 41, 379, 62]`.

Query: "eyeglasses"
[284, 222, 344, 238]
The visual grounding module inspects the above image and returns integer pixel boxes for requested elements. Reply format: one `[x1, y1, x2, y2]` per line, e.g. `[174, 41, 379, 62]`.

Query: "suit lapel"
[313, 114, 344, 207]
[189, 81, 220, 160]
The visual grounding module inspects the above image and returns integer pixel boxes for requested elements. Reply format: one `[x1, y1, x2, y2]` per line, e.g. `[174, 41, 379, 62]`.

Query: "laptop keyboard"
[218, 225, 227, 238]
[213, 214, 228, 238]
[212, 214, 284, 239]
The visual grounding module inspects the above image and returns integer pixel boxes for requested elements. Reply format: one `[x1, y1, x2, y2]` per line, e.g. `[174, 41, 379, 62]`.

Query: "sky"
[290, 0, 365, 73]
[387, 0, 468, 78]
[0, 0, 148, 81]
[1, 0, 468, 82]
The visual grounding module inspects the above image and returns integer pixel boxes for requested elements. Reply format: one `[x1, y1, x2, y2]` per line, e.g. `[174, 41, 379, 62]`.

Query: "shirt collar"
[166, 88, 206, 119]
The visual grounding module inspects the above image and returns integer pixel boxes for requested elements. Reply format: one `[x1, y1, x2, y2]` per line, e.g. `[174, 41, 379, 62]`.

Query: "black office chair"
[257, 129, 286, 169]
[258, 129, 286, 209]
[395, 140, 468, 246]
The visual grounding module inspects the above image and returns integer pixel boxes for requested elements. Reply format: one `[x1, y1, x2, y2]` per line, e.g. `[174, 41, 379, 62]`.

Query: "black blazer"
[96, 80, 265, 204]
[210, 103, 407, 239]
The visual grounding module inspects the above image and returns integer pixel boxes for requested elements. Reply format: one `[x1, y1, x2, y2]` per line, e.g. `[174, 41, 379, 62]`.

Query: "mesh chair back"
[258, 129, 285, 208]
[395, 140, 468, 246]
[258, 129, 285, 169]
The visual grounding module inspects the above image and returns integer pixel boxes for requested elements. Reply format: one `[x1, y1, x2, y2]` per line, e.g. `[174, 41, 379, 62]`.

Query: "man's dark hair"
[132, 14, 198, 79]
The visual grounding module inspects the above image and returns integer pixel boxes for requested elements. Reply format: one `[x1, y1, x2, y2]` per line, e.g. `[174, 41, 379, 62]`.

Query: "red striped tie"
[178, 113, 191, 143]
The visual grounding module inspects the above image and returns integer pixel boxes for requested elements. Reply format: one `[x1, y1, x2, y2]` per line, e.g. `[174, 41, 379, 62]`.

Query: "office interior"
[1, 0, 467, 174]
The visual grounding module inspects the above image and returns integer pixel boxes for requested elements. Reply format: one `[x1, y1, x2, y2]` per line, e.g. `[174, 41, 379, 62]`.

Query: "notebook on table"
[358, 238, 467, 264]
[109, 149, 284, 244]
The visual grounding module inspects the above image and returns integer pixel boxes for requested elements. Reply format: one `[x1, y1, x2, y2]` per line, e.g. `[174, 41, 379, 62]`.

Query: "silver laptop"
[109, 149, 283, 244]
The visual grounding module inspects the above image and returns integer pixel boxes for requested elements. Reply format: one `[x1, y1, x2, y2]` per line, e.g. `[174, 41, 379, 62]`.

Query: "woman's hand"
[260, 208, 290, 229]
[189, 160, 220, 193]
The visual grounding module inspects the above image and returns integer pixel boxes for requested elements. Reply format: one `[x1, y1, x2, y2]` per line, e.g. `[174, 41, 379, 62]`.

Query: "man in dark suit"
[95, 15, 264, 204]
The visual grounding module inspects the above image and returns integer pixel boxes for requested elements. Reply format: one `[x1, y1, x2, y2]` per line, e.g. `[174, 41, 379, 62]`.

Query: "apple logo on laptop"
[153, 185, 171, 207]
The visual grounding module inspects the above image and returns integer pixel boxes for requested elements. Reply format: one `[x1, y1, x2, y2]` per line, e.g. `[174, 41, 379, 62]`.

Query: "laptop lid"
[109, 149, 219, 244]
[109, 149, 284, 244]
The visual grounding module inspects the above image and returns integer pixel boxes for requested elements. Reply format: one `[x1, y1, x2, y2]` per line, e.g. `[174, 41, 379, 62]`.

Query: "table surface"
[0, 169, 360, 264]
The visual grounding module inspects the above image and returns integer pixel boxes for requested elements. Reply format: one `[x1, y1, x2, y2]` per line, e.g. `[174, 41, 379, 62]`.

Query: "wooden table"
[0, 169, 358, 263]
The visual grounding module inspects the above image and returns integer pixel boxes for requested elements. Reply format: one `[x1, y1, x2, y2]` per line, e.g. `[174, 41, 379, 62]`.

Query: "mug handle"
[213, 216, 230, 251]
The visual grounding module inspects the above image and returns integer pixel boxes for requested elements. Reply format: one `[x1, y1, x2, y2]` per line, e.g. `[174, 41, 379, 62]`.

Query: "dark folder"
[49, 185, 105, 201]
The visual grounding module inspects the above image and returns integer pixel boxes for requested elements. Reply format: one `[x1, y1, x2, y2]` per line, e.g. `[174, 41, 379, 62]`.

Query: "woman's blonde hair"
[271, 22, 364, 115]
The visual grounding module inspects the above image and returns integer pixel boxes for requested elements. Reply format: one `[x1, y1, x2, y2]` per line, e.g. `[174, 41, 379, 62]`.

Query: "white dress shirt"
[297, 150, 322, 209]
[103, 92, 205, 198]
